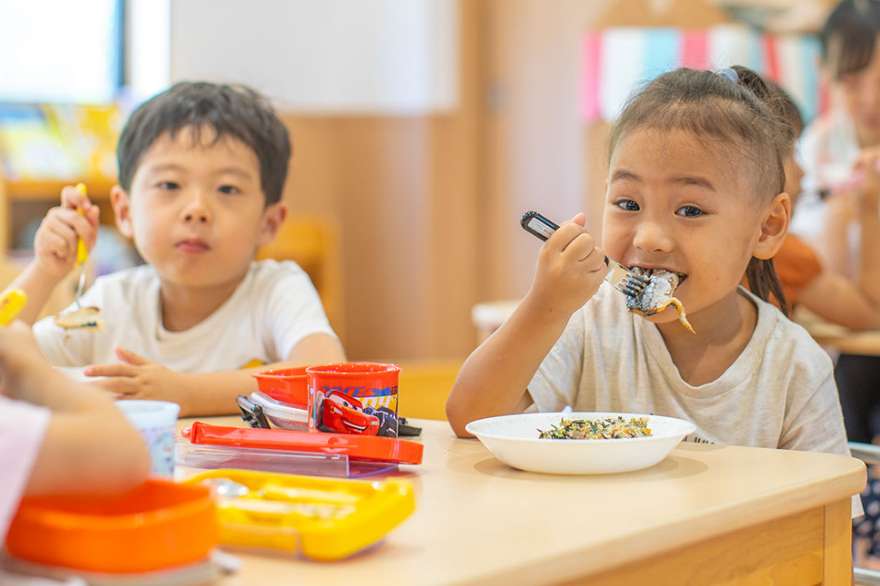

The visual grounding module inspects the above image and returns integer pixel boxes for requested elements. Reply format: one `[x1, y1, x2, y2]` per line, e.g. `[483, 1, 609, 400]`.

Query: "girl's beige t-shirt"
[528, 283, 849, 455]
[528, 284, 862, 517]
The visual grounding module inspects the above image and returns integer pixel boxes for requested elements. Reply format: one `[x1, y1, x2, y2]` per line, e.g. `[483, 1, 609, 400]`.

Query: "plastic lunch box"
[183, 422, 423, 465]
[186, 469, 415, 561]
[5, 479, 217, 574]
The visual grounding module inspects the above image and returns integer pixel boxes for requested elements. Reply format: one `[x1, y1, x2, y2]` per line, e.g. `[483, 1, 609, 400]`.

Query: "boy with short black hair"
[13, 82, 344, 415]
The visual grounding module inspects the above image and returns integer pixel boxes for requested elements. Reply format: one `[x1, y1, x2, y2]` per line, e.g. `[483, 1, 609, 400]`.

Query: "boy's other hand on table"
[85, 348, 189, 408]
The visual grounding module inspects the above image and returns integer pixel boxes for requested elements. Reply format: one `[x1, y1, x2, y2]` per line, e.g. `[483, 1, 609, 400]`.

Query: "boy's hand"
[33, 185, 100, 280]
[526, 213, 607, 316]
[85, 348, 189, 409]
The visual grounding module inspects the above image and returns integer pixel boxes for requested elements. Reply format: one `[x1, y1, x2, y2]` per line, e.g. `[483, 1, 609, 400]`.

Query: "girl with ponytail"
[448, 67, 856, 517]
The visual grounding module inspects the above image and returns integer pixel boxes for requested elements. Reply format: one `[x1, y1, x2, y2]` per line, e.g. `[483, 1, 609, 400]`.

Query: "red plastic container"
[307, 362, 401, 437]
[183, 422, 423, 465]
[253, 366, 308, 407]
[5, 479, 217, 574]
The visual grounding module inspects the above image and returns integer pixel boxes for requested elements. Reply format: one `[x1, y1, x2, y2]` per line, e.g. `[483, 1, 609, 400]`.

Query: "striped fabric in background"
[582, 25, 824, 123]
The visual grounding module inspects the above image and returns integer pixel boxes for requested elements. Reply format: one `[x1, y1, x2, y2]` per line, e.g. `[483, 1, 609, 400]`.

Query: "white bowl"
[465, 412, 696, 475]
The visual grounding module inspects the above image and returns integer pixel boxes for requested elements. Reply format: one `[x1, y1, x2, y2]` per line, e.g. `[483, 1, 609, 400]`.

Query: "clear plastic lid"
[176, 443, 397, 478]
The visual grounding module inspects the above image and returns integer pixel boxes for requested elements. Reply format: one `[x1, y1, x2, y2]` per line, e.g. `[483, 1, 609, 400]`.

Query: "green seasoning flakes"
[537, 416, 652, 440]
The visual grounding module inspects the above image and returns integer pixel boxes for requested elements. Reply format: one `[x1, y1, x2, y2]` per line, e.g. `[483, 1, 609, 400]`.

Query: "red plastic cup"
[253, 367, 308, 407]
[306, 363, 401, 437]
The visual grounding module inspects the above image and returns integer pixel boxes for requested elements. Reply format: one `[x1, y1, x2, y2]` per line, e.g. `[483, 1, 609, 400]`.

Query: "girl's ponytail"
[731, 65, 790, 316]
[745, 257, 788, 316]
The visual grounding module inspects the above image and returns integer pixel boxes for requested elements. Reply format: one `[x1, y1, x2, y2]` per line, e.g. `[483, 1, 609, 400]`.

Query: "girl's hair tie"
[716, 67, 739, 83]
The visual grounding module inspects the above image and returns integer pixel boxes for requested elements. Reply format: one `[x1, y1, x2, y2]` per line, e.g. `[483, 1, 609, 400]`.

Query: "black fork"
[520, 211, 650, 298]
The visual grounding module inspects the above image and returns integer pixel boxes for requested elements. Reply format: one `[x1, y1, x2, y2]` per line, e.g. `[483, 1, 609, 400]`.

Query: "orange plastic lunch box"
[254, 366, 309, 407]
[5, 479, 217, 574]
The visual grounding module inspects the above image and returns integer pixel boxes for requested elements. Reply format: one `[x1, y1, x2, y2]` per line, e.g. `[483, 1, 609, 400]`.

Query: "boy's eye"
[218, 185, 241, 195]
[157, 181, 179, 190]
[675, 205, 704, 218]
[614, 199, 640, 212]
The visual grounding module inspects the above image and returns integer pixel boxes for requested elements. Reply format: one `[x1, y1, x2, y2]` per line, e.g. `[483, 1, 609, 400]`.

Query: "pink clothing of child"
[0, 396, 49, 541]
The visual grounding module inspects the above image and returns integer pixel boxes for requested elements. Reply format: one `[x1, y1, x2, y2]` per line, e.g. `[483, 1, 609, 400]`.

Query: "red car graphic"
[320, 391, 380, 435]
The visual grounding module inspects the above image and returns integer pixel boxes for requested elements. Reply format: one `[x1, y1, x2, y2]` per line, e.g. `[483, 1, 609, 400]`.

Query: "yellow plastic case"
[185, 469, 415, 561]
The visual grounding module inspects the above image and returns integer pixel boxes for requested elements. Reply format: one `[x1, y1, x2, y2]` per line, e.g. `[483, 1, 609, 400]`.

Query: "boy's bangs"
[116, 82, 291, 205]
[167, 123, 244, 151]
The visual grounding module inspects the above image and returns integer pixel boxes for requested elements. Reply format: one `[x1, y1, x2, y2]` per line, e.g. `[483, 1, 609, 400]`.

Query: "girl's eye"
[218, 185, 241, 195]
[676, 205, 704, 218]
[157, 181, 179, 191]
[614, 199, 640, 212]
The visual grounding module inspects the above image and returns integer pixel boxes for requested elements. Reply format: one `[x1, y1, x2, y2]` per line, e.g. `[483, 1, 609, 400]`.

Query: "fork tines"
[620, 276, 648, 298]
[605, 259, 650, 299]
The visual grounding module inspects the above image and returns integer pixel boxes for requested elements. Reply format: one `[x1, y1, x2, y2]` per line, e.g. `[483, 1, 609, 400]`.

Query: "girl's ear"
[258, 202, 288, 246]
[753, 192, 792, 260]
[110, 185, 134, 239]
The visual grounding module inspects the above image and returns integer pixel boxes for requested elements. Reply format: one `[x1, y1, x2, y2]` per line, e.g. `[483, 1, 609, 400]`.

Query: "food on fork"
[520, 211, 693, 333]
[53, 183, 103, 333]
[626, 268, 695, 334]
[54, 306, 103, 331]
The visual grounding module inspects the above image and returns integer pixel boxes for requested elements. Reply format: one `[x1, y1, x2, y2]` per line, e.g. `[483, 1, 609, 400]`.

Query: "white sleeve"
[32, 282, 103, 367]
[526, 310, 585, 412]
[263, 263, 337, 361]
[780, 370, 850, 456]
[0, 398, 49, 542]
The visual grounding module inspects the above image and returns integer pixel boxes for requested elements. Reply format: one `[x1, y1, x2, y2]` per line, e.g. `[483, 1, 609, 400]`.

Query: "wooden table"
[179, 418, 865, 585]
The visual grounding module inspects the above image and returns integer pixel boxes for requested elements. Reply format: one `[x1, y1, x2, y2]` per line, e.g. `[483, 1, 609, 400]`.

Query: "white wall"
[127, 0, 170, 102]
[0, 0, 120, 103]
[167, 0, 457, 113]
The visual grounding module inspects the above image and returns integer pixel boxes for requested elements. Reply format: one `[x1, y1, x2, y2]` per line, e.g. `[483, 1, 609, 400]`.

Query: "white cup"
[117, 400, 180, 477]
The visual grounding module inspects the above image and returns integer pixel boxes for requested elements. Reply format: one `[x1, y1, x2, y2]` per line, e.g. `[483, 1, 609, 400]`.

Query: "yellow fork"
[72, 183, 89, 308]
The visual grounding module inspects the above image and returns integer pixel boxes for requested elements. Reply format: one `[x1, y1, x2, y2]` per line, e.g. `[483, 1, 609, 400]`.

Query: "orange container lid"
[183, 422, 423, 465]
[6, 479, 217, 574]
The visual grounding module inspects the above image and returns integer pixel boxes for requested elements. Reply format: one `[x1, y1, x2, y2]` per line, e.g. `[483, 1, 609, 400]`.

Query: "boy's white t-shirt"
[528, 283, 850, 454]
[34, 260, 337, 371]
[0, 397, 49, 542]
